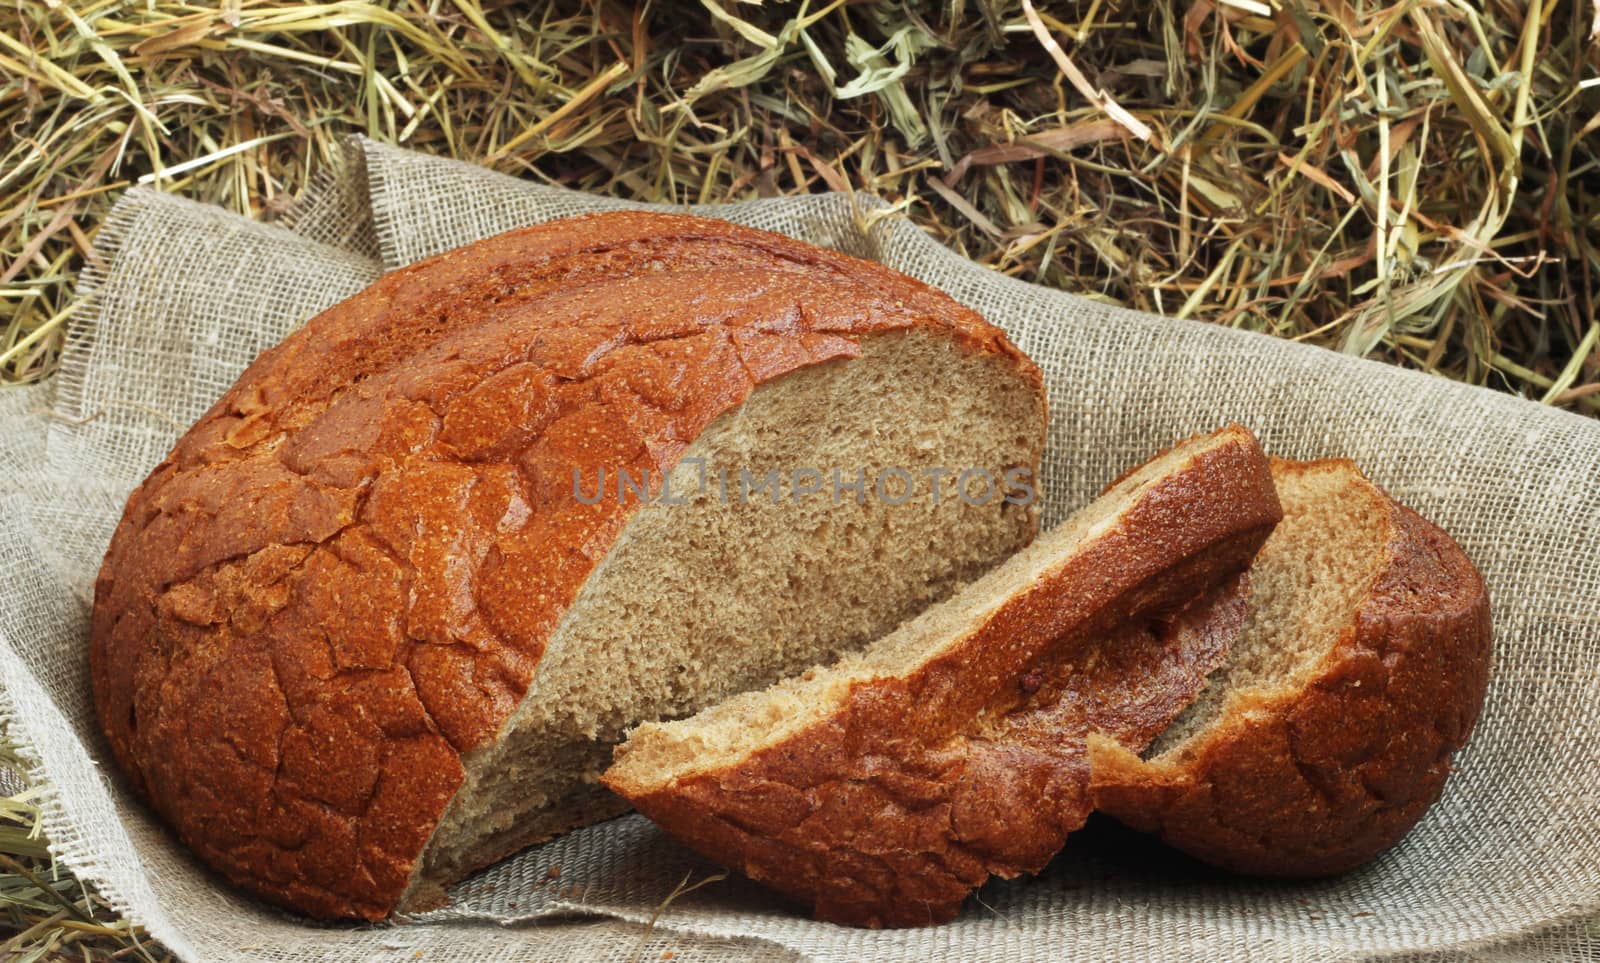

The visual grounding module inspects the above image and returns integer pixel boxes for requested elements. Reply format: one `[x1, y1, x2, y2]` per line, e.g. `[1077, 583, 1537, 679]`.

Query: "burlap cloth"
[2, 138, 1597, 962]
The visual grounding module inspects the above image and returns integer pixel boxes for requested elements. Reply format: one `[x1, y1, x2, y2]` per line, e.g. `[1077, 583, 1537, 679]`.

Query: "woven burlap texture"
[1, 137, 1597, 962]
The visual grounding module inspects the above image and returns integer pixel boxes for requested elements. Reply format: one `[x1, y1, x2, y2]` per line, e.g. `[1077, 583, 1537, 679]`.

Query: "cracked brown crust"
[88, 211, 1040, 921]
[606, 426, 1283, 927]
[1088, 459, 1492, 877]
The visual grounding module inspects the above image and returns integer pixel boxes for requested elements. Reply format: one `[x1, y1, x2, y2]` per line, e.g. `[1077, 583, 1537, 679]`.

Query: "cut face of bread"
[409, 330, 1044, 907]
[1090, 459, 1492, 876]
[89, 211, 1048, 921]
[604, 425, 1283, 927]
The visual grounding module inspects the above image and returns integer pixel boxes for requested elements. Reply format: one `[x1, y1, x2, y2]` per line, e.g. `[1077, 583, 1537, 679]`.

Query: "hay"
[3, 1, 1596, 405]
[0, 742, 170, 960]
[1, 0, 1596, 955]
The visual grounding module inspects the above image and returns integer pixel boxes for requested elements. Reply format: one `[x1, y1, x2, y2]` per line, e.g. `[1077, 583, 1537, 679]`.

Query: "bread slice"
[1089, 458, 1492, 876]
[604, 425, 1283, 927]
[89, 211, 1048, 920]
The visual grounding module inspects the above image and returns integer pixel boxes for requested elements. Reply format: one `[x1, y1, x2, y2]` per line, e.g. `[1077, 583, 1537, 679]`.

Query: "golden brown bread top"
[1089, 458, 1492, 876]
[606, 426, 1283, 927]
[88, 211, 1040, 920]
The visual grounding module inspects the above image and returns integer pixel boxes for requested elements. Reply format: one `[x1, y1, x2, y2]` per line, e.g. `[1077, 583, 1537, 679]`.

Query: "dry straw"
[1, 0, 1597, 956]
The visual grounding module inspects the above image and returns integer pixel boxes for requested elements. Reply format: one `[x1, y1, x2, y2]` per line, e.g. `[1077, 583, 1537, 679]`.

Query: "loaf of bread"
[89, 212, 1049, 920]
[1090, 458, 1492, 875]
[604, 426, 1284, 926]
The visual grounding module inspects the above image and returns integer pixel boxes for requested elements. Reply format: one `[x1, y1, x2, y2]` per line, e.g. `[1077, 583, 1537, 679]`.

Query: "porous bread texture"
[605, 425, 1284, 927]
[1090, 458, 1492, 876]
[410, 329, 1042, 905]
[1145, 461, 1388, 756]
[608, 426, 1265, 783]
[89, 210, 1047, 921]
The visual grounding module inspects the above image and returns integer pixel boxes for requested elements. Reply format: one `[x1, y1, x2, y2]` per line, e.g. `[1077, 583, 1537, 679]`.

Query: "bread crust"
[606, 427, 1283, 927]
[88, 211, 1043, 920]
[1089, 459, 1492, 876]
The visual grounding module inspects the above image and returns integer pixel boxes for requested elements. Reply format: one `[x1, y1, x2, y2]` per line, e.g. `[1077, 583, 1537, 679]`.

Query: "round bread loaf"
[90, 211, 1047, 919]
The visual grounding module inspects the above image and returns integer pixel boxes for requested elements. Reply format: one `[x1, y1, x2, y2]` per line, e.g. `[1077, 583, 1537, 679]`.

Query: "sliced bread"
[89, 211, 1048, 920]
[1089, 458, 1492, 876]
[603, 425, 1283, 927]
